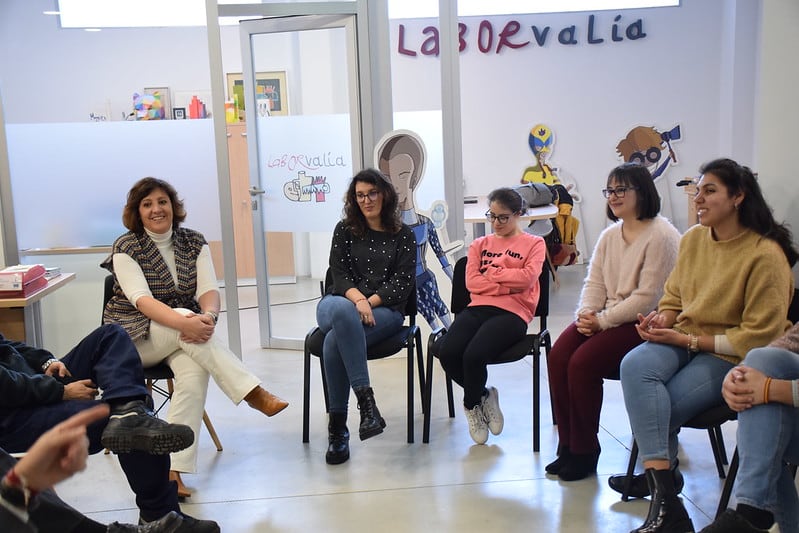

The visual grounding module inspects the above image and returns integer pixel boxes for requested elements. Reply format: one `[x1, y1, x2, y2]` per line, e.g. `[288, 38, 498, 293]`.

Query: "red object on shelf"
[0, 275, 48, 298]
[0, 264, 46, 291]
[189, 96, 201, 119]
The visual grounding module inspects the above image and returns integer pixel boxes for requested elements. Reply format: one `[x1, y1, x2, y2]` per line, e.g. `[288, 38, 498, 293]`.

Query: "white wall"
[389, 0, 760, 251]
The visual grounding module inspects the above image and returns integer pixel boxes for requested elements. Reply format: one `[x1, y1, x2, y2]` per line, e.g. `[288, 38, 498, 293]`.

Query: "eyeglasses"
[356, 190, 380, 202]
[629, 147, 662, 165]
[485, 211, 515, 224]
[602, 186, 639, 199]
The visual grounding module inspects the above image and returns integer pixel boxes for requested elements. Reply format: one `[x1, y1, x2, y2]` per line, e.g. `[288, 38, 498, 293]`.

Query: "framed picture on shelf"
[226, 71, 289, 117]
[143, 87, 172, 120]
[172, 107, 186, 120]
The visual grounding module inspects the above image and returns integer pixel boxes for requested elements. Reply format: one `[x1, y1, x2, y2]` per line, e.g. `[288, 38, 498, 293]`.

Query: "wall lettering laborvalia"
[397, 13, 647, 57]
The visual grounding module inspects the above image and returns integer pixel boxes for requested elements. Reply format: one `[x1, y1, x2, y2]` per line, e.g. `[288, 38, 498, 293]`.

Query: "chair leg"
[714, 425, 729, 465]
[303, 348, 311, 443]
[707, 426, 727, 479]
[533, 345, 541, 453]
[621, 439, 639, 502]
[446, 376, 455, 418]
[407, 341, 414, 444]
[716, 447, 739, 518]
[422, 336, 435, 444]
[415, 330, 426, 415]
[203, 411, 223, 451]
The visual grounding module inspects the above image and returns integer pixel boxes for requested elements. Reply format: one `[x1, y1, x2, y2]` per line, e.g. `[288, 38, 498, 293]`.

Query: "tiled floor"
[58, 265, 764, 532]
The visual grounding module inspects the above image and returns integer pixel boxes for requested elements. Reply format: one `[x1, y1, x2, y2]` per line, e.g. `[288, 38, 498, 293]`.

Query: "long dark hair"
[700, 158, 798, 266]
[122, 177, 186, 233]
[343, 168, 402, 237]
[605, 163, 660, 222]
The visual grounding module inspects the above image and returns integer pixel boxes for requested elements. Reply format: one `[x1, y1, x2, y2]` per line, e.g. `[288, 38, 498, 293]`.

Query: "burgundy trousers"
[547, 321, 642, 454]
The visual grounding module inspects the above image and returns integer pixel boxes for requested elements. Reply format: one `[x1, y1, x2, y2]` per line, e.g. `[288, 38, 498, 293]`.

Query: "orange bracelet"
[763, 376, 773, 404]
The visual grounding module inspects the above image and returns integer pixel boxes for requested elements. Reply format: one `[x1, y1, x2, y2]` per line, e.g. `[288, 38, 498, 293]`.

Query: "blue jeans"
[734, 347, 799, 532]
[316, 295, 405, 412]
[620, 341, 735, 464]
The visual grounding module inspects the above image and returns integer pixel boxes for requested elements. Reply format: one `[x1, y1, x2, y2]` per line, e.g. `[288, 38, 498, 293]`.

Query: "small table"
[0, 273, 76, 346]
[464, 197, 558, 238]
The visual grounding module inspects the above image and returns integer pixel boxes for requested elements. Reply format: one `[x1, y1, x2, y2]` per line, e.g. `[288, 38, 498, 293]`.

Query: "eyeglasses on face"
[356, 190, 380, 202]
[602, 186, 639, 199]
[485, 211, 515, 224]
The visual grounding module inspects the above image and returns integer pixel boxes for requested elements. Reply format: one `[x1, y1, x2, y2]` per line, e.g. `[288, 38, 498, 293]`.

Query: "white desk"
[464, 198, 558, 238]
[0, 273, 75, 346]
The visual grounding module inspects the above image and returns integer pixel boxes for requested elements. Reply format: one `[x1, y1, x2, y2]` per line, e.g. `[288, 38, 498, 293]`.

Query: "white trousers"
[135, 308, 260, 473]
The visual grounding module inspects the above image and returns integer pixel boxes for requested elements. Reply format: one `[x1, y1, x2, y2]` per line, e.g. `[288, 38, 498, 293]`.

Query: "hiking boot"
[101, 400, 193, 455]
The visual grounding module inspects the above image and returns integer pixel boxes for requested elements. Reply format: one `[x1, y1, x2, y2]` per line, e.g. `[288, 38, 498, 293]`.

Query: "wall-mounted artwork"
[226, 71, 289, 118]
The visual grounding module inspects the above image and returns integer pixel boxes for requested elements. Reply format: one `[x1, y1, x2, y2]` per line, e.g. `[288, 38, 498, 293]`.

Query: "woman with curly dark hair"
[317, 169, 416, 465]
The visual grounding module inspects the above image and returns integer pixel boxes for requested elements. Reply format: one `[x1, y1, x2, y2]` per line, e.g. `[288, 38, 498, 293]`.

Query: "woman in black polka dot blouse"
[316, 168, 416, 465]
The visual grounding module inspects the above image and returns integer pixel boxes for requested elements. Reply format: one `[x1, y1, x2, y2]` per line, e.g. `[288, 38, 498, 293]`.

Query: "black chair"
[619, 404, 736, 501]
[302, 270, 425, 444]
[422, 256, 552, 451]
[102, 274, 222, 451]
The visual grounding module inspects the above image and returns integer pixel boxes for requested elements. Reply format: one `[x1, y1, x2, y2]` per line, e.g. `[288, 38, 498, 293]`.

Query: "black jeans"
[437, 305, 527, 408]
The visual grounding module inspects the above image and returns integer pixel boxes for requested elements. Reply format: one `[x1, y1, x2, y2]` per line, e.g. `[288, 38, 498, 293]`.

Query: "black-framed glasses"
[356, 190, 380, 202]
[630, 147, 662, 165]
[601, 186, 639, 199]
[485, 211, 515, 224]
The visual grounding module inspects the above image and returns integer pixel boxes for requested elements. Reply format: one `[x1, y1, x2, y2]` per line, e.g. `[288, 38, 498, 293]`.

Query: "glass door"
[239, 15, 363, 349]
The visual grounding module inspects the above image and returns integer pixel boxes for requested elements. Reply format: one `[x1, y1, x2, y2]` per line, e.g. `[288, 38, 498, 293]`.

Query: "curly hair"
[122, 177, 186, 233]
[342, 169, 402, 238]
[700, 158, 798, 266]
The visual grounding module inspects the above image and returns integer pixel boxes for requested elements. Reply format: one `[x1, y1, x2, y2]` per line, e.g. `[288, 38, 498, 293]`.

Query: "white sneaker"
[481, 386, 504, 435]
[464, 404, 488, 444]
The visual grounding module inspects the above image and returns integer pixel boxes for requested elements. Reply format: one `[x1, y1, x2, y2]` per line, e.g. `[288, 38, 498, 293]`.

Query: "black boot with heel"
[631, 468, 695, 533]
[325, 411, 350, 465]
[353, 386, 386, 441]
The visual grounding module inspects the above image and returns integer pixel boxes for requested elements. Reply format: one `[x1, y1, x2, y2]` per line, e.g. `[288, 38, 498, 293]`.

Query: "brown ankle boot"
[245, 386, 289, 417]
[169, 470, 192, 499]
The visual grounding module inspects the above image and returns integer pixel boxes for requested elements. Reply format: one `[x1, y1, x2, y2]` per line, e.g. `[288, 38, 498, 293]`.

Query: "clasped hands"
[180, 312, 216, 344]
[45, 361, 98, 401]
[635, 310, 684, 346]
[722, 365, 767, 412]
[575, 309, 599, 336]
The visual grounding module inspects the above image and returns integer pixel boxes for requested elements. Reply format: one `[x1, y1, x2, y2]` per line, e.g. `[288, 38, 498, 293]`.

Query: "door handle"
[249, 186, 265, 196]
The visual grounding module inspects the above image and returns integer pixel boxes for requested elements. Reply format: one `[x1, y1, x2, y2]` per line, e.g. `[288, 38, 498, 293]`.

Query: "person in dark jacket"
[0, 405, 183, 532]
[0, 324, 219, 532]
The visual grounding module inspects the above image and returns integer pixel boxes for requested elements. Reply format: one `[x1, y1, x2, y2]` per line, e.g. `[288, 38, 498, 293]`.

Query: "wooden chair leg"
[202, 410, 223, 451]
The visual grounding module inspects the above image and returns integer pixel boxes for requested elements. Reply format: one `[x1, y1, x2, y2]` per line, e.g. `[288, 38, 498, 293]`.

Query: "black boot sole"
[325, 450, 350, 465]
[359, 417, 387, 441]
[101, 430, 193, 455]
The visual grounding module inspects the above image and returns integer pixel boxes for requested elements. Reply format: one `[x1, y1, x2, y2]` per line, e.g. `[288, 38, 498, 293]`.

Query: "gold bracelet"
[764, 377, 773, 404]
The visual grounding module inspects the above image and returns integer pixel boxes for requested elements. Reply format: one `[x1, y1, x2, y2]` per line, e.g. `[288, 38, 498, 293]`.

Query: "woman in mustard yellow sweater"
[611, 158, 798, 533]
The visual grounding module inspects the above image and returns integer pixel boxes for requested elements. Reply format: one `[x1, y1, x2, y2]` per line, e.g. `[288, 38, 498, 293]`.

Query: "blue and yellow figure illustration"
[521, 124, 560, 186]
[376, 130, 462, 333]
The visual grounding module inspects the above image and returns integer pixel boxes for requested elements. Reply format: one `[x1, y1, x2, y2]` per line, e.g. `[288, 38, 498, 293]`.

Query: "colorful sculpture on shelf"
[375, 129, 462, 333]
[132, 92, 165, 120]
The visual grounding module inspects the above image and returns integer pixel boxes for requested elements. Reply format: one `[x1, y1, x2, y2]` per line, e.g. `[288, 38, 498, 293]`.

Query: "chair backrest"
[789, 288, 799, 324]
[450, 256, 549, 322]
[101, 274, 114, 325]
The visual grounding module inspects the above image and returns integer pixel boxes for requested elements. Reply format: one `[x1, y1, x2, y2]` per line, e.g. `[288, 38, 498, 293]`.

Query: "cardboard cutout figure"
[616, 124, 682, 221]
[376, 130, 463, 333]
[520, 124, 587, 270]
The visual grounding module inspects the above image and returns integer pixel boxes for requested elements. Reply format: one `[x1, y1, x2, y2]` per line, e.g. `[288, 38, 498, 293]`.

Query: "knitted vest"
[102, 228, 206, 341]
